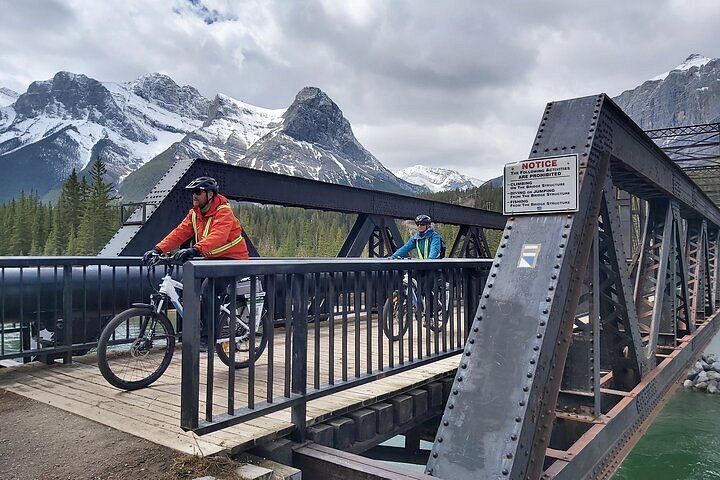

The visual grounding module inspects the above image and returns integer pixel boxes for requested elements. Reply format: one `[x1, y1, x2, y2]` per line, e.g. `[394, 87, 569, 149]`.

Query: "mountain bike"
[97, 255, 270, 390]
[383, 272, 450, 341]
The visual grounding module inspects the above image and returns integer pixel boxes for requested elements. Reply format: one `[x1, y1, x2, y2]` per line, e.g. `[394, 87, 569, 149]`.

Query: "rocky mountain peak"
[649, 53, 713, 82]
[614, 54, 720, 129]
[129, 73, 210, 119]
[13, 71, 119, 122]
[282, 86, 361, 157]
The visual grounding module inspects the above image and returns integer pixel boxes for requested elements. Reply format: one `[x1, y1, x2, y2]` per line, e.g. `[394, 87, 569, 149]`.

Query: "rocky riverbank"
[683, 354, 720, 393]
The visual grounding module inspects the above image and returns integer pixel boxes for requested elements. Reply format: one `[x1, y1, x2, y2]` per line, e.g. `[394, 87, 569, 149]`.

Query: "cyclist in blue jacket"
[391, 214, 445, 259]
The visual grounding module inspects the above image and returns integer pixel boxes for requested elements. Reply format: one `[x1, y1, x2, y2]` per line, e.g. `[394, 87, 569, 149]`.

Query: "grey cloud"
[1, 0, 720, 181]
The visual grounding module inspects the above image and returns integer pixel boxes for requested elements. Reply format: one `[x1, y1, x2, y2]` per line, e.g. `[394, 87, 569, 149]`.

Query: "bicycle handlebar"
[143, 254, 180, 294]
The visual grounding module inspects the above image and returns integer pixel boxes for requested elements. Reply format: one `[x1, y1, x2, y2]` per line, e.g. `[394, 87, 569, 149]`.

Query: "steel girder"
[449, 225, 492, 258]
[337, 214, 404, 257]
[427, 94, 720, 479]
[101, 159, 505, 257]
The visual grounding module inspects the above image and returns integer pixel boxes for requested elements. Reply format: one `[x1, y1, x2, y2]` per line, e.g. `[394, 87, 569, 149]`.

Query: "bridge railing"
[180, 258, 490, 435]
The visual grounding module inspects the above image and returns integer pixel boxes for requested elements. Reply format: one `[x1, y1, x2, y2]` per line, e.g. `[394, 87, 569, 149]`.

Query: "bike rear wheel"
[216, 298, 271, 369]
[383, 291, 416, 341]
[97, 307, 175, 390]
[424, 292, 450, 333]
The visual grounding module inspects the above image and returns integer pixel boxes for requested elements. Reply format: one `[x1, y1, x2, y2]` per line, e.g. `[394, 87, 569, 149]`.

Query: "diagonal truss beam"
[427, 94, 720, 480]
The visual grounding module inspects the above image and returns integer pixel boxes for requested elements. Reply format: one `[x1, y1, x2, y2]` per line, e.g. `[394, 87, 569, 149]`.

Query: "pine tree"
[50, 169, 83, 253]
[9, 192, 33, 255]
[76, 158, 118, 254]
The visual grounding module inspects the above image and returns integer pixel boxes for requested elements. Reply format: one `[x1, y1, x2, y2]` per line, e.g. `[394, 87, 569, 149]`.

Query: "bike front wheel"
[97, 307, 176, 390]
[216, 299, 271, 369]
[383, 291, 416, 341]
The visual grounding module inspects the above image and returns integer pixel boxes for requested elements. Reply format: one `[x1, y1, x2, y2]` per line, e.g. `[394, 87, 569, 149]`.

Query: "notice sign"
[503, 154, 579, 215]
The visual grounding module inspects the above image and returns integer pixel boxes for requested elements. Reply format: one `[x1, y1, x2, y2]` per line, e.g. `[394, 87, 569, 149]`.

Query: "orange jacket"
[156, 193, 249, 260]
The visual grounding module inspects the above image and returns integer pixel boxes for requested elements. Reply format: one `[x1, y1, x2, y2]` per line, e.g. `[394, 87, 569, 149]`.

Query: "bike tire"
[426, 294, 450, 333]
[216, 298, 271, 369]
[97, 307, 175, 390]
[383, 291, 415, 341]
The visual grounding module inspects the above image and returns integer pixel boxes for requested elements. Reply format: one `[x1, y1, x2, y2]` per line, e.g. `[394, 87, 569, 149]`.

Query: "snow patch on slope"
[395, 165, 483, 192]
[650, 54, 712, 82]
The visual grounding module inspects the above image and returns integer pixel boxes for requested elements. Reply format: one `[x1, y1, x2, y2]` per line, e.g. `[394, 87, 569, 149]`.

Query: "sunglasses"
[192, 189, 205, 196]
[415, 222, 429, 226]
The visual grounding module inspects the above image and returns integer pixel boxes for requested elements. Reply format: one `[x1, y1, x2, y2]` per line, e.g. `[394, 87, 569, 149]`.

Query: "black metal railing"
[180, 258, 490, 435]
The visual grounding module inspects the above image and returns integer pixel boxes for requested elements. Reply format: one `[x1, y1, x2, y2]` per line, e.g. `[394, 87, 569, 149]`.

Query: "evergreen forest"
[0, 158, 119, 256]
[0, 163, 503, 257]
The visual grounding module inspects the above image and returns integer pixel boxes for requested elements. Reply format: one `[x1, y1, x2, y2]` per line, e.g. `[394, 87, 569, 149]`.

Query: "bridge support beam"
[426, 94, 720, 479]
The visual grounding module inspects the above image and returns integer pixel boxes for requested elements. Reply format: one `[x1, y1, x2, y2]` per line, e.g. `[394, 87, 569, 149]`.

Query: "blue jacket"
[392, 227, 443, 259]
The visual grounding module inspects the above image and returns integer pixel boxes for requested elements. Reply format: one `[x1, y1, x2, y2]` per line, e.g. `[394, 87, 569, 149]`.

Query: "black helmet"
[415, 214, 431, 225]
[185, 176, 219, 193]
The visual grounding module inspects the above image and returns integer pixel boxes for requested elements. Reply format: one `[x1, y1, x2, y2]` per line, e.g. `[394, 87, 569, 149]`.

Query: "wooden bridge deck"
[0, 321, 462, 457]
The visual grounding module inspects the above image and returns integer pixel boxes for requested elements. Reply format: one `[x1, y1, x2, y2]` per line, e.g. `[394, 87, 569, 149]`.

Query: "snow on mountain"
[0, 72, 211, 201]
[236, 87, 425, 194]
[395, 165, 483, 192]
[1, 73, 424, 202]
[614, 54, 720, 130]
[649, 53, 712, 82]
[0, 87, 18, 107]
[174, 93, 285, 163]
[139, 86, 424, 197]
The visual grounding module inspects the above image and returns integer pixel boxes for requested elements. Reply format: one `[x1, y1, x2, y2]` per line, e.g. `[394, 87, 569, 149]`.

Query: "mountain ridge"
[0, 72, 428, 202]
[395, 164, 484, 192]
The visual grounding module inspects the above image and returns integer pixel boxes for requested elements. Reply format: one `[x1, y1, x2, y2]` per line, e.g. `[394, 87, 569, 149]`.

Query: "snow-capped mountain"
[239, 87, 424, 194]
[395, 165, 483, 192]
[649, 53, 712, 82]
[1, 72, 423, 202]
[0, 71, 210, 202]
[614, 53, 720, 128]
[174, 93, 285, 163]
[0, 87, 18, 107]
[125, 86, 424, 199]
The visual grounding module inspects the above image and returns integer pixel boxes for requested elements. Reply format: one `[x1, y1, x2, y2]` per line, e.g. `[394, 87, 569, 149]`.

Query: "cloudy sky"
[1, 0, 719, 181]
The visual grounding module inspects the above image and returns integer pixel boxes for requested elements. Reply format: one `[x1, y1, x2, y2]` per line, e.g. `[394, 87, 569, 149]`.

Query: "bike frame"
[157, 273, 184, 317]
[400, 272, 450, 315]
[151, 267, 261, 334]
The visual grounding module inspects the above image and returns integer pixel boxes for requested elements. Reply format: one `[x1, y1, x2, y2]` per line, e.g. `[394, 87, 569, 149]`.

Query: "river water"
[612, 331, 720, 479]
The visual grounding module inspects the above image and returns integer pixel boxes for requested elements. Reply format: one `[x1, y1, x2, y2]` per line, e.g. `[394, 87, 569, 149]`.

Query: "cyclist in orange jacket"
[142, 176, 248, 350]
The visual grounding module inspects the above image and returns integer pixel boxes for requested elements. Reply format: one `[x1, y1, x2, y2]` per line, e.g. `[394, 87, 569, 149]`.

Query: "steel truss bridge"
[646, 122, 720, 208]
[1, 94, 720, 480]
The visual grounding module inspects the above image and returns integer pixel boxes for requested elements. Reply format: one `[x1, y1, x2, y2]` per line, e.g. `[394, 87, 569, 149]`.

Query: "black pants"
[200, 277, 233, 343]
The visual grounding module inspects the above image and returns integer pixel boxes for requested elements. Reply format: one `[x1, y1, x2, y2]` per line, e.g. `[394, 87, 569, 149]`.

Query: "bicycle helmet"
[415, 214, 432, 226]
[185, 176, 219, 193]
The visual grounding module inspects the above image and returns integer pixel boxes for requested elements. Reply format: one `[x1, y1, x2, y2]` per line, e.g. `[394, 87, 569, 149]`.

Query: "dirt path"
[0, 389, 239, 480]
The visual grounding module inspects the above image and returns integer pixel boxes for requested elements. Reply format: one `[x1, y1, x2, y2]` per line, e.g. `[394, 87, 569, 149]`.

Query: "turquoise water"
[613, 332, 720, 479]
[612, 389, 720, 479]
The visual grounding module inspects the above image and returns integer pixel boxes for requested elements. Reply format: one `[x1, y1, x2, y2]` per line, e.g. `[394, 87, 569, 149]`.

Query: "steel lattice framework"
[646, 122, 720, 208]
[427, 94, 720, 479]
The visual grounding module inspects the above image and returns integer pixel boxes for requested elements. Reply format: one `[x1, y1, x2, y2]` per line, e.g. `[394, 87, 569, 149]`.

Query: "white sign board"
[503, 154, 579, 215]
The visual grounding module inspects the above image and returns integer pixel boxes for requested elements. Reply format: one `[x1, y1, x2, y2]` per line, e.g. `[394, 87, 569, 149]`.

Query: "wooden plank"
[0, 316, 462, 458]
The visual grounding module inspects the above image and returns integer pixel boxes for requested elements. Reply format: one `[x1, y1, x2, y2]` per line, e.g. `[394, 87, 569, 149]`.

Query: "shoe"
[199, 341, 208, 353]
